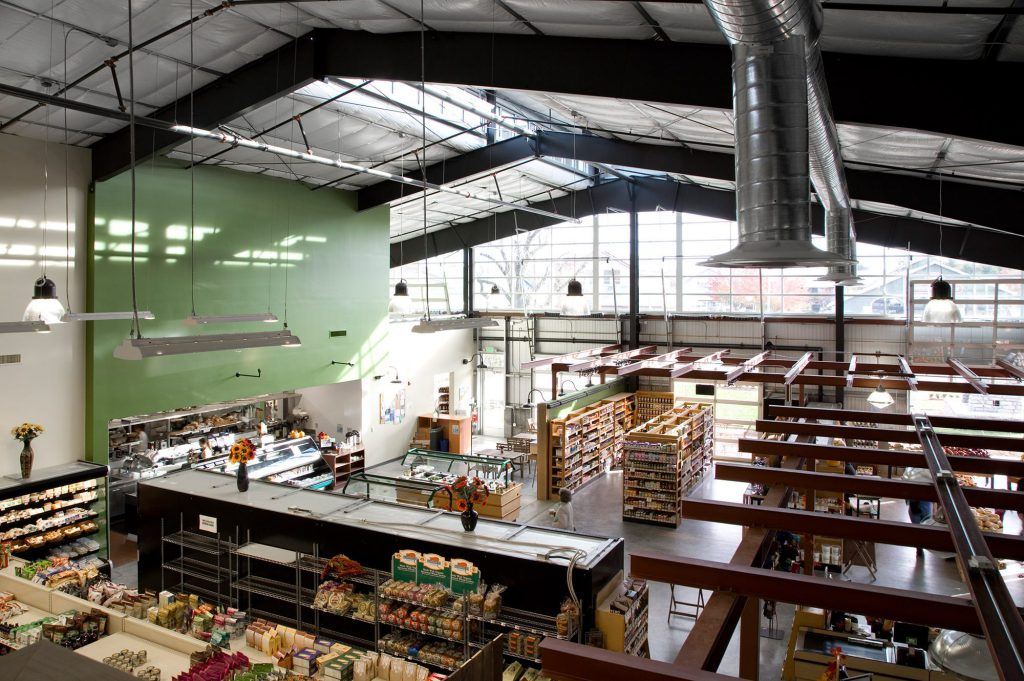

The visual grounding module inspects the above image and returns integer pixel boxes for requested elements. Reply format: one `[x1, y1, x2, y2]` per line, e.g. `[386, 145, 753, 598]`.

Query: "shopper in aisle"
[907, 499, 933, 556]
[550, 487, 575, 531]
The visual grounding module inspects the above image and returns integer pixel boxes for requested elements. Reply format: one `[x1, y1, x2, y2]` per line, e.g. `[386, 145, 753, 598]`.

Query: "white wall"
[0, 134, 90, 476]
[296, 379, 363, 438]
[359, 323, 475, 467]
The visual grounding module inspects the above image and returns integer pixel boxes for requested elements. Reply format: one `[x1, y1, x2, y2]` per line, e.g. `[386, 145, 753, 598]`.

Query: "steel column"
[835, 287, 845, 404]
[629, 184, 641, 350]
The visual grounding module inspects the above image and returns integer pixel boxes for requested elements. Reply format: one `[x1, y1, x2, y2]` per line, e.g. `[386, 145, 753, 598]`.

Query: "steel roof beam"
[755, 419, 1024, 452]
[615, 347, 694, 375]
[716, 462, 1024, 511]
[680, 498, 1024, 561]
[566, 345, 658, 372]
[630, 553, 984, 635]
[520, 344, 623, 370]
[767, 404, 1024, 432]
[948, 357, 990, 394]
[671, 349, 730, 378]
[723, 350, 770, 384]
[739, 436, 1024, 477]
[914, 414, 1024, 681]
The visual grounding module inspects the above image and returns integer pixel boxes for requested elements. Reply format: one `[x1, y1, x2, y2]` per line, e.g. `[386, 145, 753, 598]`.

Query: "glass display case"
[347, 449, 523, 521]
[0, 461, 109, 565]
[193, 436, 333, 489]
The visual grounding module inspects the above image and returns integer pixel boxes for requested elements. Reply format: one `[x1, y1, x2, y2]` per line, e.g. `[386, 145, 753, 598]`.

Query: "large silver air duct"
[702, 0, 855, 271]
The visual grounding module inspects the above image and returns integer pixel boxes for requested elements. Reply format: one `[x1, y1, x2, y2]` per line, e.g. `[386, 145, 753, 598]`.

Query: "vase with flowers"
[442, 476, 489, 532]
[229, 438, 257, 492]
[11, 423, 44, 479]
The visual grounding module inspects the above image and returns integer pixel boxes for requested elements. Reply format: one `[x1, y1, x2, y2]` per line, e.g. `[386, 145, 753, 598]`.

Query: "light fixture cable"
[128, 0, 141, 339]
[189, 0, 197, 317]
[419, 0, 430, 323]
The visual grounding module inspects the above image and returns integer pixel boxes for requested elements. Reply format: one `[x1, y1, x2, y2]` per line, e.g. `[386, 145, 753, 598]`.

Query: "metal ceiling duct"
[702, 0, 854, 270]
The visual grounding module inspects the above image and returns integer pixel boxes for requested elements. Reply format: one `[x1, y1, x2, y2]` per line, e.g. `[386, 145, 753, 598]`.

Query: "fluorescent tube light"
[411, 316, 499, 333]
[63, 311, 156, 322]
[183, 313, 279, 325]
[171, 124, 580, 224]
[0, 321, 51, 334]
[114, 329, 301, 360]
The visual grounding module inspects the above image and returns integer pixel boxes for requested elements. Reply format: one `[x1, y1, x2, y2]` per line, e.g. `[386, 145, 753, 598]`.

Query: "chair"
[499, 438, 533, 480]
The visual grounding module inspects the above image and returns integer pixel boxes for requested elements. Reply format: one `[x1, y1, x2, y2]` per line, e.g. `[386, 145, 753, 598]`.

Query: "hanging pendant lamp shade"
[560, 278, 591, 317]
[867, 382, 895, 409]
[922, 276, 962, 324]
[23, 275, 65, 324]
[389, 279, 413, 314]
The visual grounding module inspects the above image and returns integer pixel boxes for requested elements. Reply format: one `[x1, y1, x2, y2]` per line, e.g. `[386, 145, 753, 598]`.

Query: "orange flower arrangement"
[229, 438, 256, 464]
[289, 429, 306, 439]
[443, 475, 489, 510]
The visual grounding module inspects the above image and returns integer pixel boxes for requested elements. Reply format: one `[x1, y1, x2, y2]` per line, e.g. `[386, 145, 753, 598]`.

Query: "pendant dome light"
[23, 275, 66, 324]
[866, 376, 894, 409]
[922, 276, 962, 324]
[560, 278, 591, 317]
[389, 279, 413, 314]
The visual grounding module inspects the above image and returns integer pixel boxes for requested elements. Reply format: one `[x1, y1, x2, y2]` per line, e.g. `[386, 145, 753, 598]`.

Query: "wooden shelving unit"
[621, 403, 714, 527]
[321, 447, 366, 490]
[595, 572, 649, 657]
[547, 401, 617, 498]
[634, 391, 677, 423]
[601, 392, 638, 468]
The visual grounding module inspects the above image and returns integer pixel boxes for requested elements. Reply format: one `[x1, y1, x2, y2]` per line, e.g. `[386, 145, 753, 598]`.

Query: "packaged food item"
[483, 584, 506, 620]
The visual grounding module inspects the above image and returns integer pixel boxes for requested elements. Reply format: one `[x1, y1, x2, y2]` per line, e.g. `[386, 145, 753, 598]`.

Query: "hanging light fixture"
[922, 276, 962, 324]
[23, 275, 66, 324]
[560, 278, 591, 317]
[389, 279, 414, 314]
[866, 377, 894, 409]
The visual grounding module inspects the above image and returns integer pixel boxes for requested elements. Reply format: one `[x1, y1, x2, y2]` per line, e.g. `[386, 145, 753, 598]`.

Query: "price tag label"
[198, 515, 218, 533]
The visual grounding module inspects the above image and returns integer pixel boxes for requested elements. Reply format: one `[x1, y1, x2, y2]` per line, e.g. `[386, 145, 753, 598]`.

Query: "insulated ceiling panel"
[819, 9, 1002, 60]
[502, 0, 652, 39]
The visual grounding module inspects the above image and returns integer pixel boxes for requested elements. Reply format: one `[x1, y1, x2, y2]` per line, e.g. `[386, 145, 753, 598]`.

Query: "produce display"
[403, 467, 512, 494]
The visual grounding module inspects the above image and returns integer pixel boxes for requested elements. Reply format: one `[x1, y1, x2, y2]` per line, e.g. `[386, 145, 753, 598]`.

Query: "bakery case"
[0, 461, 109, 566]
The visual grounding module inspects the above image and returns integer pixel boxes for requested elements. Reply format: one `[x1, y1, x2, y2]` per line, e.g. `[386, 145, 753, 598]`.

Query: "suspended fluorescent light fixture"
[866, 380, 895, 409]
[113, 329, 301, 360]
[389, 280, 414, 314]
[64, 311, 155, 322]
[411, 316, 499, 334]
[560, 278, 591, 317]
[23, 276, 66, 324]
[170, 125, 579, 224]
[922, 276, 962, 324]
[0, 321, 51, 334]
[184, 313, 278, 325]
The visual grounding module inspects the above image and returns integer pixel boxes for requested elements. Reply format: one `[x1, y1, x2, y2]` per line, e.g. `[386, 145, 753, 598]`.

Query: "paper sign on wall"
[198, 515, 218, 534]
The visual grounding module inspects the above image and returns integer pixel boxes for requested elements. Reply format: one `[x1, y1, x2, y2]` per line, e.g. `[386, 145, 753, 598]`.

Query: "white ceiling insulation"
[0, 0, 1021, 245]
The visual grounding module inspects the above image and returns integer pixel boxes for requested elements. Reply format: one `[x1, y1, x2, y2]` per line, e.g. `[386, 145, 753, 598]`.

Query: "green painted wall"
[86, 159, 390, 461]
[547, 378, 628, 419]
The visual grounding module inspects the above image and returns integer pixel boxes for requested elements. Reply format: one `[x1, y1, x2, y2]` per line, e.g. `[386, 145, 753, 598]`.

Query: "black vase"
[237, 461, 250, 493]
[460, 503, 479, 532]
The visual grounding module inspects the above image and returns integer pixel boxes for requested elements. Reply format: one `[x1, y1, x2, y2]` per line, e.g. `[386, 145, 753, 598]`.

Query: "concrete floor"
[110, 436, 1024, 679]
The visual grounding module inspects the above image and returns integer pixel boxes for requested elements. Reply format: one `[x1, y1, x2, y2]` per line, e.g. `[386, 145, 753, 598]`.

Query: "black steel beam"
[631, 553, 984, 635]
[915, 415, 1024, 681]
[90, 34, 320, 181]
[767, 405, 1024, 432]
[358, 136, 536, 209]
[628, 184, 641, 349]
[393, 176, 1023, 272]
[367, 132, 1024, 241]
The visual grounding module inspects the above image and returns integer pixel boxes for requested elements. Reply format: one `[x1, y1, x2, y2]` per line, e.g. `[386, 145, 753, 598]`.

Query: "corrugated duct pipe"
[701, 0, 856, 275]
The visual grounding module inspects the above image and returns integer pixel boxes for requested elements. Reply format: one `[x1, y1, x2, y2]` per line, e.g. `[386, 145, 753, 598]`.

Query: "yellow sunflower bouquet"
[11, 423, 44, 443]
[229, 438, 256, 464]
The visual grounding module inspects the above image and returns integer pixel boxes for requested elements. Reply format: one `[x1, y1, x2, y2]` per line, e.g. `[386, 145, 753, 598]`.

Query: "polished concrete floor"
[110, 437, 1023, 678]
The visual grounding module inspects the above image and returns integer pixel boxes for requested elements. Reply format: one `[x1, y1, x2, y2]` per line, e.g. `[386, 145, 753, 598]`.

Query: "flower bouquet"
[11, 423, 44, 479]
[289, 429, 306, 440]
[229, 438, 256, 492]
[442, 476, 489, 532]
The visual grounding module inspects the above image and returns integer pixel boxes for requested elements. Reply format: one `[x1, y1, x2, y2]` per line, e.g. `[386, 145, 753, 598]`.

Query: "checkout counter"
[785, 607, 966, 681]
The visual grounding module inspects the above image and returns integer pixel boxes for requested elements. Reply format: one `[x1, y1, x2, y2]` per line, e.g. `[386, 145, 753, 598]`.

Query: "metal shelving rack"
[159, 515, 238, 607]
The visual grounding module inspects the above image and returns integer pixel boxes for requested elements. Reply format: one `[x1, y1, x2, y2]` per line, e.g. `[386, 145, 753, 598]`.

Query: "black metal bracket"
[235, 369, 262, 378]
[105, 59, 126, 113]
[295, 115, 311, 154]
[331, 361, 354, 366]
